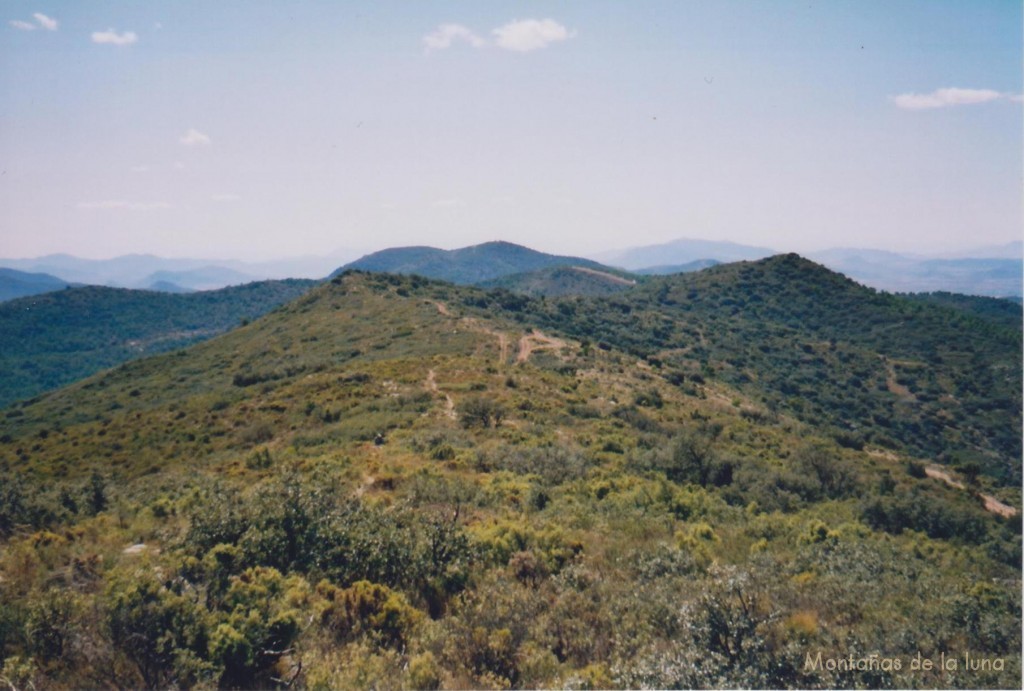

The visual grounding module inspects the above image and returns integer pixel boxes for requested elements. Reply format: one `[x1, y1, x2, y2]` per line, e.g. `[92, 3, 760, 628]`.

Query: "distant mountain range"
[3, 237, 1020, 300]
[0, 250, 357, 294]
[0, 268, 75, 301]
[806, 249, 1021, 297]
[143, 266, 259, 292]
[593, 238, 1022, 297]
[595, 238, 775, 269]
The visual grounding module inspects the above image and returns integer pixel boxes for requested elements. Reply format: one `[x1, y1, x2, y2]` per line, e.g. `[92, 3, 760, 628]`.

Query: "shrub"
[214, 567, 305, 688]
[407, 651, 443, 690]
[633, 388, 664, 409]
[245, 447, 273, 470]
[318, 580, 422, 649]
[906, 460, 927, 478]
[458, 397, 506, 429]
[105, 568, 211, 689]
[640, 428, 718, 487]
[25, 589, 77, 663]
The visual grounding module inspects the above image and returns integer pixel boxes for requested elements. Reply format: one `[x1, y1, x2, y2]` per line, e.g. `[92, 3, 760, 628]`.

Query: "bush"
[214, 567, 305, 688]
[794, 443, 856, 499]
[25, 590, 77, 663]
[861, 488, 989, 542]
[906, 460, 927, 478]
[641, 428, 718, 487]
[633, 388, 664, 409]
[407, 651, 443, 690]
[458, 397, 506, 429]
[485, 445, 593, 485]
[105, 569, 211, 689]
[318, 580, 422, 649]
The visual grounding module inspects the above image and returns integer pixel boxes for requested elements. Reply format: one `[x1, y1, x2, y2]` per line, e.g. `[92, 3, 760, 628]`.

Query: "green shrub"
[318, 580, 422, 649]
[458, 397, 506, 429]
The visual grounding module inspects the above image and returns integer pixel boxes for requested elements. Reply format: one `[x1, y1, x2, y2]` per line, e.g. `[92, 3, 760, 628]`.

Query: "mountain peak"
[333, 240, 616, 285]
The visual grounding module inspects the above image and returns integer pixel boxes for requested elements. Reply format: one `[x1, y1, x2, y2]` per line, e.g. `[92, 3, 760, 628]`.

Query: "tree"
[87, 471, 108, 515]
[458, 397, 506, 429]
[795, 443, 854, 499]
[656, 427, 718, 487]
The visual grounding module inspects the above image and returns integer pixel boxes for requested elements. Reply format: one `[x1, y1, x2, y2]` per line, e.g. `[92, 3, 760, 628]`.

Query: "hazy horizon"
[2, 1, 1021, 262]
[2, 236, 1023, 267]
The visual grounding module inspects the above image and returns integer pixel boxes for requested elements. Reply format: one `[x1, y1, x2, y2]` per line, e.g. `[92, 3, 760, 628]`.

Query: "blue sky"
[1, 1, 1020, 261]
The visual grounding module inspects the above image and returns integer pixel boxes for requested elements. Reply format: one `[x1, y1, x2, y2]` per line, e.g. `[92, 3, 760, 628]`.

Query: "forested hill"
[0, 267, 73, 302]
[904, 291, 1023, 331]
[468, 254, 1022, 483]
[334, 240, 614, 285]
[0, 279, 317, 408]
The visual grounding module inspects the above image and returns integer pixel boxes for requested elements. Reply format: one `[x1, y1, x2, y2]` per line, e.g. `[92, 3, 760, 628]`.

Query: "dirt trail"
[882, 358, 911, 398]
[924, 466, 964, 490]
[425, 368, 456, 419]
[867, 450, 1017, 518]
[355, 475, 375, 498]
[495, 332, 509, 364]
[570, 265, 637, 286]
[517, 331, 567, 364]
[433, 301, 451, 316]
[880, 356, 916, 401]
[458, 317, 509, 365]
[865, 448, 900, 462]
[981, 495, 1018, 518]
[926, 466, 1017, 518]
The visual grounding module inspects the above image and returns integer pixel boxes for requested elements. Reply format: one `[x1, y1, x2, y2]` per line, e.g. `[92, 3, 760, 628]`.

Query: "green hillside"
[478, 265, 639, 297]
[904, 291, 1023, 332]
[0, 267, 1018, 689]
[0, 280, 317, 408]
[0, 268, 72, 302]
[633, 258, 721, 275]
[335, 241, 616, 285]
[471, 254, 1021, 484]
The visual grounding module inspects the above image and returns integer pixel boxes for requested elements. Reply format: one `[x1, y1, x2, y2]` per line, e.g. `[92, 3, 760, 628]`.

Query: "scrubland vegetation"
[0, 264, 1019, 688]
[0, 279, 316, 409]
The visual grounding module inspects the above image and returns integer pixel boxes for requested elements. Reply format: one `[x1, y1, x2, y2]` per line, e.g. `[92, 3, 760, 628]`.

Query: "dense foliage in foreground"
[0, 265, 1019, 689]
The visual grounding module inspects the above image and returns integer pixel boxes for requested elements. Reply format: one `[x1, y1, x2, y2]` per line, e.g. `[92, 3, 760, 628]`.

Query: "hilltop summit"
[334, 240, 615, 285]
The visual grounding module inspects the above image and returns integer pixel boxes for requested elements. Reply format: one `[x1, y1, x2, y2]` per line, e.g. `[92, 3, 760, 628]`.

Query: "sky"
[1, 1, 1021, 262]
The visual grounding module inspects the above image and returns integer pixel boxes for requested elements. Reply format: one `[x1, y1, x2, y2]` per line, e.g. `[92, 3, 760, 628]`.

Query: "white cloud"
[492, 18, 575, 52]
[33, 13, 57, 30]
[179, 128, 211, 146]
[423, 23, 484, 52]
[432, 198, 465, 208]
[891, 87, 1006, 110]
[211, 194, 240, 202]
[10, 20, 35, 31]
[130, 165, 150, 173]
[78, 200, 171, 211]
[91, 28, 138, 45]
